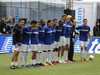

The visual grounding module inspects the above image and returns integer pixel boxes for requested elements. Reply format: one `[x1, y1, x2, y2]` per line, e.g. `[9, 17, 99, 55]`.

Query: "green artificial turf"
[0, 53, 100, 75]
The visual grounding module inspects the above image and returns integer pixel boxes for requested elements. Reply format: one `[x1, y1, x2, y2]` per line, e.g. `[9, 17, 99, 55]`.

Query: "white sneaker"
[62, 60, 67, 63]
[59, 60, 62, 63]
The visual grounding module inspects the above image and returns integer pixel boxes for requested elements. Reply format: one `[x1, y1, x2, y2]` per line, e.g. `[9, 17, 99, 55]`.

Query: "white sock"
[55, 51, 58, 62]
[20, 52, 24, 65]
[65, 51, 68, 60]
[15, 62, 18, 66]
[80, 50, 83, 60]
[48, 51, 52, 63]
[48, 51, 50, 63]
[33, 59, 36, 65]
[43, 52, 47, 63]
[46, 52, 48, 62]
[39, 52, 41, 63]
[84, 50, 87, 59]
[36, 52, 39, 63]
[52, 52, 54, 62]
[24, 52, 29, 65]
[31, 59, 36, 65]
[11, 62, 14, 66]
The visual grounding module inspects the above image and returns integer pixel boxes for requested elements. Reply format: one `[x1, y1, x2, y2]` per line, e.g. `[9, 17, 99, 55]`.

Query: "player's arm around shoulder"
[75, 25, 82, 30]
[22, 26, 27, 32]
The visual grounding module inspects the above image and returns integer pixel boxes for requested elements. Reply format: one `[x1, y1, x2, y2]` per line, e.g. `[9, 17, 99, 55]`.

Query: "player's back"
[44, 26, 52, 45]
[22, 25, 33, 45]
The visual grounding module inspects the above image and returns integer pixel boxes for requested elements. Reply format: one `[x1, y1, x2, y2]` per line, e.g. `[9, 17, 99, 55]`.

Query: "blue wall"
[0, 35, 100, 54]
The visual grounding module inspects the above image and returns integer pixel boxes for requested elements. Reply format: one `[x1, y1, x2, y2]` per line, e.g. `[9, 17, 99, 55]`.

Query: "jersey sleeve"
[22, 27, 27, 32]
[76, 26, 82, 30]
[44, 27, 47, 32]
[88, 26, 90, 32]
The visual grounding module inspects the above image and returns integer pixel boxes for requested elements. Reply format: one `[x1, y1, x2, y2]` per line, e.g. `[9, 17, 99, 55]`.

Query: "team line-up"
[10, 14, 91, 69]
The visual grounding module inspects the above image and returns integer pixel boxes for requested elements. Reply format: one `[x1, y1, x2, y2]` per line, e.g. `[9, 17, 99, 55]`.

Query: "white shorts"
[31, 44, 39, 51]
[12, 45, 21, 52]
[38, 44, 44, 52]
[44, 45, 53, 51]
[79, 41, 88, 47]
[21, 44, 29, 52]
[52, 42, 56, 49]
[55, 42, 60, 48]
[59, 36, 66, 47]
[65, 38, 70, 45]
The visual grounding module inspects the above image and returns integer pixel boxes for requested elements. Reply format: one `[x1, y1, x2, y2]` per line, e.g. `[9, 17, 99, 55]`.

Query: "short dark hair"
[30, 20, 37, 24]
[53, 19, 57, 22]
[47, 20, 52, 24]
[18, 18, 24, 22]
[59, 20, 64, 23]
[37, 21, 39, 23]
[40, 19, 45, 23]
[62, 14, 67, 18]
[83, 19, 87, 22]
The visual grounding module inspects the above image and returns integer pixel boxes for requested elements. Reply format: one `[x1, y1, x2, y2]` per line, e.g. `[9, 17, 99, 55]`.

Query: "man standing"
[59, 19, 66, 63]
[37, 19, 46, 66]
[76, 19, 91, 61]
[43, 20, 53, 66]
[11, 18, 24, 69]
[20, 20, 37, 68]
[68, 20, 77, 61]
[55, 20, 64, 63]
[51, 19, 58, 64]
[93, 22, 100, 36]
[31, 22, 40, 67]
[64, 15, 72, 63]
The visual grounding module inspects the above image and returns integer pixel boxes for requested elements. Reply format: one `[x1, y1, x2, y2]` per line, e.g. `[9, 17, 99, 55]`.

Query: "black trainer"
[38, 63, 45, 66]
[36, 63, 39, 65]
[10, 65, 16, 69]
[51, 61, 56, 65]
[70, 60, 76, 62]
[15, 65, 20, 68]
[31, 64, 38, 67]
[35, 64, 40, 67]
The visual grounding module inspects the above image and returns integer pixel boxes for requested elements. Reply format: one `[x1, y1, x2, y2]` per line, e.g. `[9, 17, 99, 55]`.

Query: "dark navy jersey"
[22, 25, 33, 45]
[31, 28, 39, 44]
[57, 21, 66, 36]
[44, 26, 52, 45]
[65, 21, 71, 38]
[55, 25, 62, 42]
[38, 25, 45, 44]
[52, 25, 56, 43]
[76, 25, 90, 41]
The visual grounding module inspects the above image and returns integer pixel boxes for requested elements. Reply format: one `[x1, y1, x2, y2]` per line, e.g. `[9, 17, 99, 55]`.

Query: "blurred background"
[0, 0, 100, 35]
